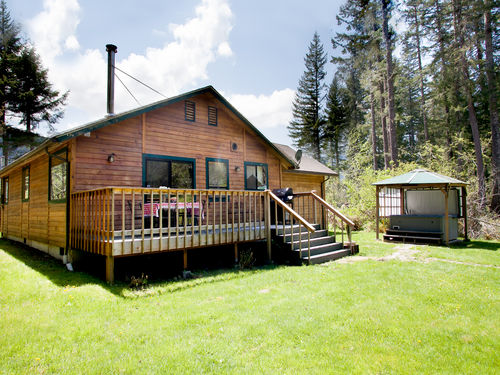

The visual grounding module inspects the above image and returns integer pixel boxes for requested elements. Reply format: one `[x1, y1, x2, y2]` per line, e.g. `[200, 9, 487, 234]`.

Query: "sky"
[10, 0, 345, 147]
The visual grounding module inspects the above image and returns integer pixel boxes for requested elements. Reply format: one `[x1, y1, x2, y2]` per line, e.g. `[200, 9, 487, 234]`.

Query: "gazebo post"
[462, 186, 468, 241]
[376, 185, 380, 240]
[444, 186, 449, 245]
[400, 188, 404, 214]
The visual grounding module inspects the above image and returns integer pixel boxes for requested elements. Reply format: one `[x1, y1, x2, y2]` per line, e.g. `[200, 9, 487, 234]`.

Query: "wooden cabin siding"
[0, 146, 68, 257]
[74, 117, 143, 191]
[282, 172, 325, 224]
[74, 92, 283, 192]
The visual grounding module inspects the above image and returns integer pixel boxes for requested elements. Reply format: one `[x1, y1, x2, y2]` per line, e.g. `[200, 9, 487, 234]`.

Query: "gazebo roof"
[373, 169, 468, 186]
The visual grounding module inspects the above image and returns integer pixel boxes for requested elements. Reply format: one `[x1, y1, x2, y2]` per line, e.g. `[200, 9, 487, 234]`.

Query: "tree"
[0, 0, 21, 162]
[324, 75, 348, 174]
[381, 0, 398, 166]
[11, 46, 67, 133]
[0, 0, 67, 164]
[483, 0, 500, 214]
[288, 32, 327, 161]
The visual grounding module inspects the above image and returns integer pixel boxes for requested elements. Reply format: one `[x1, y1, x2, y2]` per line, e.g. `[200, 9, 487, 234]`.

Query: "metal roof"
[373, 169, 468, 186]
[0, 86, 297, 174]
[273, 143, 338, 176]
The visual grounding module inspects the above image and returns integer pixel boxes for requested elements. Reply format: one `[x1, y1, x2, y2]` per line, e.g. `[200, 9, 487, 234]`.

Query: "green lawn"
[0, 235, 499, 374]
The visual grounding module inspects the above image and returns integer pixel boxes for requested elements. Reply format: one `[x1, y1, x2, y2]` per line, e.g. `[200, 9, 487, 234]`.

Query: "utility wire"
[115, 72, 141, 106]
[113, 65, 167, 99]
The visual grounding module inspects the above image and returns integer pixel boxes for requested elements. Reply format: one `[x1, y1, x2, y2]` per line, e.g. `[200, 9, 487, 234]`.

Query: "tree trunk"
[412, 4, 428, 142]
[484, 0, 500, 213]
[454, 0, 486, 209]
[381, 0, 398, 167]
[379, 81, 390, 169]
[370, 91, 378, 170]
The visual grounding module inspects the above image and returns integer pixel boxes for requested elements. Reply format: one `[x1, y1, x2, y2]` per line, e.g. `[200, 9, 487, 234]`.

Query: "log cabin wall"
[1, 144, 69, 259]
[73, 92, 284, 192]
[282, 171, 325, 224]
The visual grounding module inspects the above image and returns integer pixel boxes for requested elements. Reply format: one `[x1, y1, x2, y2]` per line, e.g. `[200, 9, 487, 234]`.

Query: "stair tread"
[292, 241, 343, 254]
[306, 248, 350, 259]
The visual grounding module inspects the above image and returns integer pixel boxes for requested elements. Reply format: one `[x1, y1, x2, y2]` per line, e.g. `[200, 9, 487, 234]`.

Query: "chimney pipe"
[106, 44, 118, 116]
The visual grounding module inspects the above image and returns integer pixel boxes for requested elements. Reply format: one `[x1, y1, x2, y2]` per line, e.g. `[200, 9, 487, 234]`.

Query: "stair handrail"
[268, 190, 316, 264]
[268, 191, 316, 232]
[309, 191, 355, 227]
[308, 191, 355, 253]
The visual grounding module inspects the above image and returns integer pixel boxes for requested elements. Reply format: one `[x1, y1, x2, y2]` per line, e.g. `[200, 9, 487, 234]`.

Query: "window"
[22, 166, 30, 202]
[49, 149, 68, 202]
[2, 177, 8, 204]
[244, 162, 268, 190]
[206, 158, 229, 189]
[208, 106, 218, 126]
[185, 100, 195, 122]
[144, 155, 195, 189]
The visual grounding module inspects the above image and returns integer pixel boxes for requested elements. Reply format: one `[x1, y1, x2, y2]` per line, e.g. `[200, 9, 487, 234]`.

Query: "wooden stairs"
[273, 224, 356, 265]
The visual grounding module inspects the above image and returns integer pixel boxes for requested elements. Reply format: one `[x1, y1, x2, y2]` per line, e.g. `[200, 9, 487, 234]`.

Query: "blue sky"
[10, 0, 344, 146]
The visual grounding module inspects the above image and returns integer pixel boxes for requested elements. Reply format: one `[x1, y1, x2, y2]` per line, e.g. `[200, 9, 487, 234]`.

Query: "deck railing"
[268, 190, 316, 263]
[293, 191, 355, 253]
[70, 187, 268, 257]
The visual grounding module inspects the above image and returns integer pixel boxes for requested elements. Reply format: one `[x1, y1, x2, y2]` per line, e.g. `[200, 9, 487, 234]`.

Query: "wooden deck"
[69, 187, 355, 282]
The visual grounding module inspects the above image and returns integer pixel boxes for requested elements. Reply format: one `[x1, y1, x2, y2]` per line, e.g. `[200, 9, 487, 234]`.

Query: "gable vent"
[185, 100, 195, 122]
[208, 106, 218, 126]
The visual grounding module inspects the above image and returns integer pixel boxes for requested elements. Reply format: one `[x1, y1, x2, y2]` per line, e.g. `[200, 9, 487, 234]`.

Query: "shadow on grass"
[0, 238, 280, 298]
[450, 240, 499, 251]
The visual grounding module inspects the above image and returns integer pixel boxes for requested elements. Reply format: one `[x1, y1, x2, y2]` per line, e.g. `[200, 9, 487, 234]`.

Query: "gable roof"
[373, 169, 467, 186]
[0, 86, 296, 174]
[273, 143, 338, 176]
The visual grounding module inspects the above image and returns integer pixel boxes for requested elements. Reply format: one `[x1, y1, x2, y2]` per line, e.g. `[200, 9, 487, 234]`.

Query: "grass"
[0, 235, 499, 374]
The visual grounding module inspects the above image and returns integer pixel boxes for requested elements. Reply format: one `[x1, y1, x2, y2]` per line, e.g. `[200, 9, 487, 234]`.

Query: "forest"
[288, 0, 499, 239]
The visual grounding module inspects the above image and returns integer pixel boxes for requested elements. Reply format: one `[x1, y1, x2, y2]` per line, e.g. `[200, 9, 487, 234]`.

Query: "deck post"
[106, 255, 114, 283]
[234, 243, 238, 264]
[265, 190, 272, 262]
[183, 249, 188, 270]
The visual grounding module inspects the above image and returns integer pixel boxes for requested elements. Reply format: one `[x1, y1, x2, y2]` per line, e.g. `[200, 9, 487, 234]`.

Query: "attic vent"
[208, 106, 218, 126]
[185, 100, 195, 122]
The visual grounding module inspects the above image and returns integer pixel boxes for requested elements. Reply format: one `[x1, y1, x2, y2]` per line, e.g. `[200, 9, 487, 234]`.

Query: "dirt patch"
[336, 244, 500, 269]
[377, 244, 420, 262]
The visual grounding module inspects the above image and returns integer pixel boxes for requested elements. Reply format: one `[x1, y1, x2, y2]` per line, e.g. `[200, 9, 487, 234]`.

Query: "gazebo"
[373, 169, 468, 245]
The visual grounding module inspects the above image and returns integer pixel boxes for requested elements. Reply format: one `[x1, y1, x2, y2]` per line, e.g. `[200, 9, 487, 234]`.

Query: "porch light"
[235, 166, 241, 172]
[107, 153, 116, 163]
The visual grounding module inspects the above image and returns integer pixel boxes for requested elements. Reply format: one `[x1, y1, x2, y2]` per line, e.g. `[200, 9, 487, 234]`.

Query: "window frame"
[142, 154, 196, 189]
[206, 158, 229, 190]
[244, 162, 268, 191]
[22, 166, 30, 202]
[2, 177, 8, 204]
[48, 148, 68, 203]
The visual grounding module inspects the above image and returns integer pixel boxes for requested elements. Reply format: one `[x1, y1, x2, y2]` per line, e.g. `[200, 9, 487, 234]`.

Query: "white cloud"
[28, 0, 80, 63]
[229, 89, 295, 129]
[26, 0, 234, 129]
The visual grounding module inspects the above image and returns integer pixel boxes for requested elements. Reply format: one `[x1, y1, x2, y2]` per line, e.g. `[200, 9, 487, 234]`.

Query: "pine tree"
[0, 0, 21, 162]
[324, 75, 348, 174]
[0, 1, 67, 164]
[288, 32, 327, 161]
[11, 46, 67, 133]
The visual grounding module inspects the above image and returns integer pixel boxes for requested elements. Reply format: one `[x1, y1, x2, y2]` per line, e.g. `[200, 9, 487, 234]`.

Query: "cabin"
[373, 169, 468, 244]
[0, 47, 355, 281]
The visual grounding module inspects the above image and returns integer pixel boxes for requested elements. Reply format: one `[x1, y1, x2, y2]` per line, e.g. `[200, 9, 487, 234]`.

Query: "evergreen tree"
[11, 46, 67, 133]
[288, 32, 327, 161]
[0, 1, 67, 164]
[324, 75, 348, 174]
[0, 0, 21, 162]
